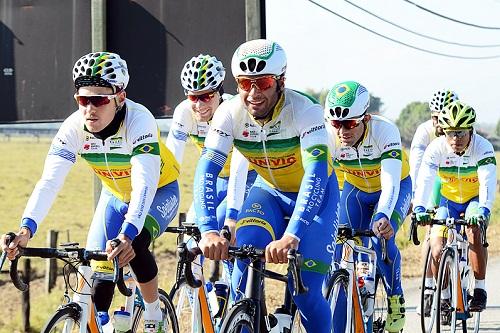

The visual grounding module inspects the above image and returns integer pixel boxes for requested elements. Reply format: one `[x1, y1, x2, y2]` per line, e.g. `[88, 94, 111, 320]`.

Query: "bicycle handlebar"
[337, 227, 390, 264]
[409, 214, 489, 248]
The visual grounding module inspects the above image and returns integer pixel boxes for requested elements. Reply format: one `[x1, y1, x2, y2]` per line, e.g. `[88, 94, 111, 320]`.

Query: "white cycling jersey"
[327, 115, 410, 219]
[413, 132, 497, 210]
[410, 119, 437, 194]
[22, 99, 179, 236]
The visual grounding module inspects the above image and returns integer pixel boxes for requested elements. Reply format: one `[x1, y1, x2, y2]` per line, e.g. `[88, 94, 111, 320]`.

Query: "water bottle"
[213, 280, 229, 318]
[269, 307, 292, 333]
[113, 307, 132, 333]
[97, 311, 113, 333]
[357, 261, 375, 316]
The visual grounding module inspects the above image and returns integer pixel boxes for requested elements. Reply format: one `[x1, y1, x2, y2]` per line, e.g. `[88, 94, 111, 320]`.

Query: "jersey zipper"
[102, 139, 126, 201]
[260, 128, 280, 190]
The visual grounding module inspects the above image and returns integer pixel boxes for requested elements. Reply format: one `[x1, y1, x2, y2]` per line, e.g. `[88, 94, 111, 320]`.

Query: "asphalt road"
[402, 257, 500, 332]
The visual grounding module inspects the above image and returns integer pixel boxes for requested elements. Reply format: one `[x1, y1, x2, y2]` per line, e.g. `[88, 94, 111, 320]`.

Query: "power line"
[306, 0, 500, 59]
[344, 0, 500, 48]
[402, 0, 500, 30]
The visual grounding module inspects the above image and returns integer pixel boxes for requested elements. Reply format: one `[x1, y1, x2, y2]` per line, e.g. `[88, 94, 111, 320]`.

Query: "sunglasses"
[186, 91, 217, 103]
[330, 117, 364, 130]
[236, 76, 277, 92]
[74, 94, 118, 107]
[444, 129, 469, 138]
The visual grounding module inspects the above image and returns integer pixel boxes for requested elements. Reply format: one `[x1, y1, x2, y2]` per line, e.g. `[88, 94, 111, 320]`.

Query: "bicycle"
[324, 226, 390, 333]
[0, 232, 178, 333]
[409, 215, 488, 333]
[166, 222, 233, 333]
[179, 242, 307, 333]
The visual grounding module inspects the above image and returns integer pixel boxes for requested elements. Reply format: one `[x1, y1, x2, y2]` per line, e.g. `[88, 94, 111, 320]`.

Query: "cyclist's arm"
[477, 144, 497, 212]
[413, 141, 440, 210]
[285, 105, 329, 241]
[21, 117, 79, 236]
[226, 147, 249, 220]
[121, 114, 161, 240]
[193, 106, 234, 234]
[165, 101, 193, 165]
[409, 123, 431, 195]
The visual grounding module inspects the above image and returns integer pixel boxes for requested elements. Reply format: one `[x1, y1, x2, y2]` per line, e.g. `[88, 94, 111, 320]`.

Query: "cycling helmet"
[429, 89, 459, 113]
[73, 52, 129, 90]
[231, 39, 287, 77]
[180, 54, 225, 92]
[438, 101, 476, 129]
[324, 81, 370, 120]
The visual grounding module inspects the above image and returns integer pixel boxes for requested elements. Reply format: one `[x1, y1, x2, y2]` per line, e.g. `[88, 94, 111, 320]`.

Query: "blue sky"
[266, 0, 500, 125]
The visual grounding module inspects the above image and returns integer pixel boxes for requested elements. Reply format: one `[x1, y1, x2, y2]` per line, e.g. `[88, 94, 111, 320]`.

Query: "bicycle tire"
[169, 278, 205, 333]
[41, 303, 89, 333]
[436, 248, 457, 333]
[372, 273, 387, 333]
[420, 244, 439, 333]
[131, 288, 179, 333]
[219, 300, 255, 333]
[325, 268, 357, 333]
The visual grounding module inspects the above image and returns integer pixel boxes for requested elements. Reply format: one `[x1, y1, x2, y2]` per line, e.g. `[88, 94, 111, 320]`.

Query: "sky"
[266, 0, 500, 126]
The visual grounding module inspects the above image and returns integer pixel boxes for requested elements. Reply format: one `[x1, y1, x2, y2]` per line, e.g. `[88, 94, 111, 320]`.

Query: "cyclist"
[192, 39, 340, 332]
[410, 88, 459, 317]
[0, 52, 180, 333]
[413, 101, 496, 318]
[166, 54, 257, 282]
[325, 81, 411, 332]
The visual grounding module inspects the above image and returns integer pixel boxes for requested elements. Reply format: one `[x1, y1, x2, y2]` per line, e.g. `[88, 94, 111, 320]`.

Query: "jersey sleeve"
[476, 141, 497, 211]
[120, 110, 161, 240]
[285, 103, 330, 240]
[193, 105, 234, 234]
[413, 140, 440, 209]
[166, 101, 193, 165]
[21, 115, 81, 236]
[409, 122, 431, 195]
[226, 147, 249, 220]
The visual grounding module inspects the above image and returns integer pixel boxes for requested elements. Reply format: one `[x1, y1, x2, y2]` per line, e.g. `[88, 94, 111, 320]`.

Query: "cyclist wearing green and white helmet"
[166, 54, 257, 282]
[325, 81, 411, 333]
[1, 51, 180, 333]
[193, 39, 340, 333]
[410, 89, 459, 317]
[413, 101, 496, 315]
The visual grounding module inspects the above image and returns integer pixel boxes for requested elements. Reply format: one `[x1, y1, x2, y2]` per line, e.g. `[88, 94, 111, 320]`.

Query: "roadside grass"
[0, 138, 498, 331]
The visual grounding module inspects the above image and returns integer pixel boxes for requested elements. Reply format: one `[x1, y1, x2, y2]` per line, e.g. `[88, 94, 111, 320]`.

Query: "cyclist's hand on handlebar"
[1, 228, 31, 260]
[199, 232, 229, 260]
[413, 205, 431, 224]
[106, 234, 135, 268]
[223, 218, 237, 246]
[467, 213, 487, 226]
[265, 234, 299, 264]
[372, 217, 394, 240]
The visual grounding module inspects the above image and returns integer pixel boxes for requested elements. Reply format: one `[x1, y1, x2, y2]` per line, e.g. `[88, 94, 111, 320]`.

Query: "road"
[403, 257, 500, 332]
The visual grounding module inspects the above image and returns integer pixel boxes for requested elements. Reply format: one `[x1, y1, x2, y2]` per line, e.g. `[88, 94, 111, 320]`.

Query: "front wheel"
[41, 303, 88, 333]
[131, 288, 179, 333]
[420, 245, 439, 333]
[325, 269, 357, 333]
[436, 248, 457, 333]
[219, 300, 255, 333]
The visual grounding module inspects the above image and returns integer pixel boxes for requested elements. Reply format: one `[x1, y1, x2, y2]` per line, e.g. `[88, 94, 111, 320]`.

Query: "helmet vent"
[256, 61, 266, 72]
[247, 58, 257, 71]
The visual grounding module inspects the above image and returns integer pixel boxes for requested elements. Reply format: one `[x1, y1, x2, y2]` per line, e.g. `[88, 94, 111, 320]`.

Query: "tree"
[396, 101, 430, 147]
[304, 88, 329, 106]
[496, 119, 500, 137]
[367, 95, 383, 115]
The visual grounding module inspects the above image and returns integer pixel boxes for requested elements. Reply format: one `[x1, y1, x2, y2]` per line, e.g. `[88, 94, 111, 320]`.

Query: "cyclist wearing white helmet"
[1, 52, 180, 333]
[410, 88, 458, 317]
[325, 81, 411, 332]
[413, 102, 496, 316]
[166, 54, 257, 282]
[193, 39, 340, 332]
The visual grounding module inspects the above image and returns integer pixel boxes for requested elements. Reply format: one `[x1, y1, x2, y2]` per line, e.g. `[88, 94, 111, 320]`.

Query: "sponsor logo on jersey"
[248, 155, 297, 169]
[267, 121, 281, 137]
[301, 124, 325, 138]
[362, 145, 373, 157]
[132, 133, 153, 145]
[242, 129, 259, 138]
[83, 142, 100, 151]
[211, 128, 230, 137]
[93, 168, 131, 179]
[55, 137, 66, 145]
[109, 136, 123, 150]
[383, 142, 399, 149]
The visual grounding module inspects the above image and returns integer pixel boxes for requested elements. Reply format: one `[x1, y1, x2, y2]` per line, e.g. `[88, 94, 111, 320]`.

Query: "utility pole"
[245, 0, 266, 40]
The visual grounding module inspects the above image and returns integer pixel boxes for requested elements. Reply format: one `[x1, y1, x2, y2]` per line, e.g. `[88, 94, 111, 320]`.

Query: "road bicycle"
[409, 215, 488, 333]
[181, 244, 307, 333]
[324, 227, 390, 333]
[0, 233, 178, 333]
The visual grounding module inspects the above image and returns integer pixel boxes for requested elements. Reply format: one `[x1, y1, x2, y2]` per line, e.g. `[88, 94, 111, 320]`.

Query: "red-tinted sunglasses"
[236, 76, 276, 92]
[74, 93, 118, 107]
[330, 117, 363, 130]
[187, 91, 217, 103]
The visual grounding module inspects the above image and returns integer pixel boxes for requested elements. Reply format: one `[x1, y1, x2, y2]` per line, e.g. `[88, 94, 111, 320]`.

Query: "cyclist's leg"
[292, 173, 339, 333]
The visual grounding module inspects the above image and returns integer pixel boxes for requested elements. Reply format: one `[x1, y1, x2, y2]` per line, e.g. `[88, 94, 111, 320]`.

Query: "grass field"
[0, 137, 498, 332]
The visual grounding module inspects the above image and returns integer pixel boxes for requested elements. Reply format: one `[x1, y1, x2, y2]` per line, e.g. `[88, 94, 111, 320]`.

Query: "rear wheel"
[219, 300, 255, 333]
[41, 303, 88, 333]
[132, 288, 179, 333]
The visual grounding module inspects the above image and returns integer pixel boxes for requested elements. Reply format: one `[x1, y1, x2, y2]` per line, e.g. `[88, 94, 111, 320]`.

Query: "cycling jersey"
[328, 115, 410, 220]
[413, 132, 496, 210]
[21, 99, 180, 240]
[410, 119, 436, 192]
[193, 88, 338, 333]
